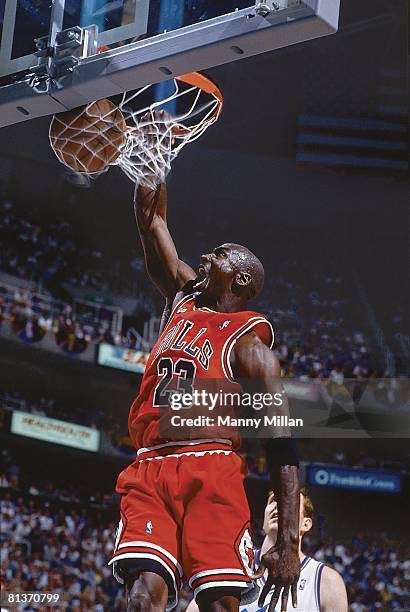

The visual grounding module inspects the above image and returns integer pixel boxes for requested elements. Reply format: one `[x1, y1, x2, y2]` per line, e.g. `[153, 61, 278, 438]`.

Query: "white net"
[49, 72, 223, 190]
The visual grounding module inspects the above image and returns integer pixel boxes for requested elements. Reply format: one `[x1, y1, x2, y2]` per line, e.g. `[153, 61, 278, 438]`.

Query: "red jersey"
[128, 293, 274, 451]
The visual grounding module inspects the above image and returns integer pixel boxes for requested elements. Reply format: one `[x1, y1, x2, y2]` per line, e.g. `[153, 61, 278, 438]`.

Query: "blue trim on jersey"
[300, 555, 310, 570]
[255, 549, 262, 568]
[242, 604, 270, 612]
[316, 563, 325, 610]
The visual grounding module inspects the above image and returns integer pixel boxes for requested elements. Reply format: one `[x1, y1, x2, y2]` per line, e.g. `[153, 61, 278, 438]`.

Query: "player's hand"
[252, 542, 300, 612]
[134, 110, 174, 186]
[138, 109, 175, 147]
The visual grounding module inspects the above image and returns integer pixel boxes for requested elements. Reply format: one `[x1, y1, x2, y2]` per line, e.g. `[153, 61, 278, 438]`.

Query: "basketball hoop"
[49, 71, 223, 189]
[117, 72, 223, 188]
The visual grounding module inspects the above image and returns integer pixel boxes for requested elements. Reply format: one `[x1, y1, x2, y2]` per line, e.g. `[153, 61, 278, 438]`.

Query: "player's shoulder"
[233, 311, 274, 350]
[157, 288, 195, 334]
[230, 316, 276, 378]
[303, 556, 339, 580]
[300, 556, 344, 589]
[319, 564, 348, 612]
[319, 564, 345, 589]
[240, 308, 269, 321]
[169, 285, 196, 313]
[173, 280, 197, 305]
[235, 310, 275, 348]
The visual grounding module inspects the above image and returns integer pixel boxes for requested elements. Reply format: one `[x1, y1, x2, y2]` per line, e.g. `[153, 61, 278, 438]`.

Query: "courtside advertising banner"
[307, 465, 402, 494]
[11, 410, 100, 452]
[97, 342, 148, 373]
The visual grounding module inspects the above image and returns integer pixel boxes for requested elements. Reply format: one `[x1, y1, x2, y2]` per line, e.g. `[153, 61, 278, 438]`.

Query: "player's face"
[193, 244, 244, 296]
[263, 492, 311, 539]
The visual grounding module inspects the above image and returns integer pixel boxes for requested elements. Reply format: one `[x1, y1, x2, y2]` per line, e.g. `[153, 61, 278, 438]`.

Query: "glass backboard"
[0, 0, 340, 128]
[0, 0, 263, 80]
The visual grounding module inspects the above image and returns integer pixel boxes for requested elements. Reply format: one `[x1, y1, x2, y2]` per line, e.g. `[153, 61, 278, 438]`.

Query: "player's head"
[194, 243, 264, 303]
[263, 489, 314, 541]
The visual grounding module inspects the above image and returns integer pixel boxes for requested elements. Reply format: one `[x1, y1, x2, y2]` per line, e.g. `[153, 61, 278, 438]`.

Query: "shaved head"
[222, 243, 265, 300]
[195, 242, 265, 309]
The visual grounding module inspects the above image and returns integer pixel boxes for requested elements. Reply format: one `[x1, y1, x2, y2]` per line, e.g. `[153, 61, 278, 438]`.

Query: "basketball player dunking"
[187, 490, 348, 612]
[109, 129, 300, 612]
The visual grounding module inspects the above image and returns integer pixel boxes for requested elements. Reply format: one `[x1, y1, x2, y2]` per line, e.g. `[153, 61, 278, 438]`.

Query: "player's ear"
[234, 271, 252, 288]
[301, 516, 313, 535]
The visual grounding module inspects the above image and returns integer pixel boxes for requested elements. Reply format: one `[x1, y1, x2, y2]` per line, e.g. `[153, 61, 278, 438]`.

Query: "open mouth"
[268, 510, 278, 524]
[193, 264, 209, 290]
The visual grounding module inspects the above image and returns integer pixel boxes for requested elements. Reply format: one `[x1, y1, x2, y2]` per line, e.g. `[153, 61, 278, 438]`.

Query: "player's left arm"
[232, 332, 300, 612]
[320, 566, 348, 612]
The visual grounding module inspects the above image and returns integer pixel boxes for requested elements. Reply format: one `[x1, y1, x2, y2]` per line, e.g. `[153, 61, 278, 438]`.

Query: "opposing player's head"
[263, 489, 314, 541]
[194, 243, 264, 305]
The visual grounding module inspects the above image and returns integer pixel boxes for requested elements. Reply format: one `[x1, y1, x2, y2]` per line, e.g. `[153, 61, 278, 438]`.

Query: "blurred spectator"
[0, 472, 10, 487]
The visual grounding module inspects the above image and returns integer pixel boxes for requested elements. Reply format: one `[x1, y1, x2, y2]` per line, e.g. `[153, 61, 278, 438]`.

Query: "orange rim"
[97, 45, 111, 53]
[176, 72, 223, 104]
[176, 71, 223, 126]
[126, 71, 223, 136]
[173, 71, 223, 134]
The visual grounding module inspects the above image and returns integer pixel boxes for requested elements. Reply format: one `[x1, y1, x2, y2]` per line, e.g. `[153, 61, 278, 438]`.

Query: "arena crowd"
[0, 272, 385, 381]
[1, 471, 408, 611]
[0, 199, 140, 296]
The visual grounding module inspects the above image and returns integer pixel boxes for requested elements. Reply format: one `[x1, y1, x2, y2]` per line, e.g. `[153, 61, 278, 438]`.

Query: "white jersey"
[241, 552, 325, 612]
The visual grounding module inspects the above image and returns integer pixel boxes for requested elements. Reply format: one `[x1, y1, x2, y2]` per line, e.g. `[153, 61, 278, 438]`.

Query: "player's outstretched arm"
[232, 332, 300, 612]
[134, 181, 196, 299]
[320, 567, 348, 612]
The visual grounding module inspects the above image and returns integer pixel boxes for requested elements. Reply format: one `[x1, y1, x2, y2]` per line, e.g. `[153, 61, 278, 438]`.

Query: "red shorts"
[109, 441, 255, 609]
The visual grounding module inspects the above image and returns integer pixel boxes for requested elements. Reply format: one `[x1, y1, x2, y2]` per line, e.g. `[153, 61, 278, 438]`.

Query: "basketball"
[49, 99, 127, 173]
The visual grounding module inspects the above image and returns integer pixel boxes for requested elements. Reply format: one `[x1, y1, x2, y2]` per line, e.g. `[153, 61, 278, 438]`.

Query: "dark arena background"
[0, 0, 408, 611]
